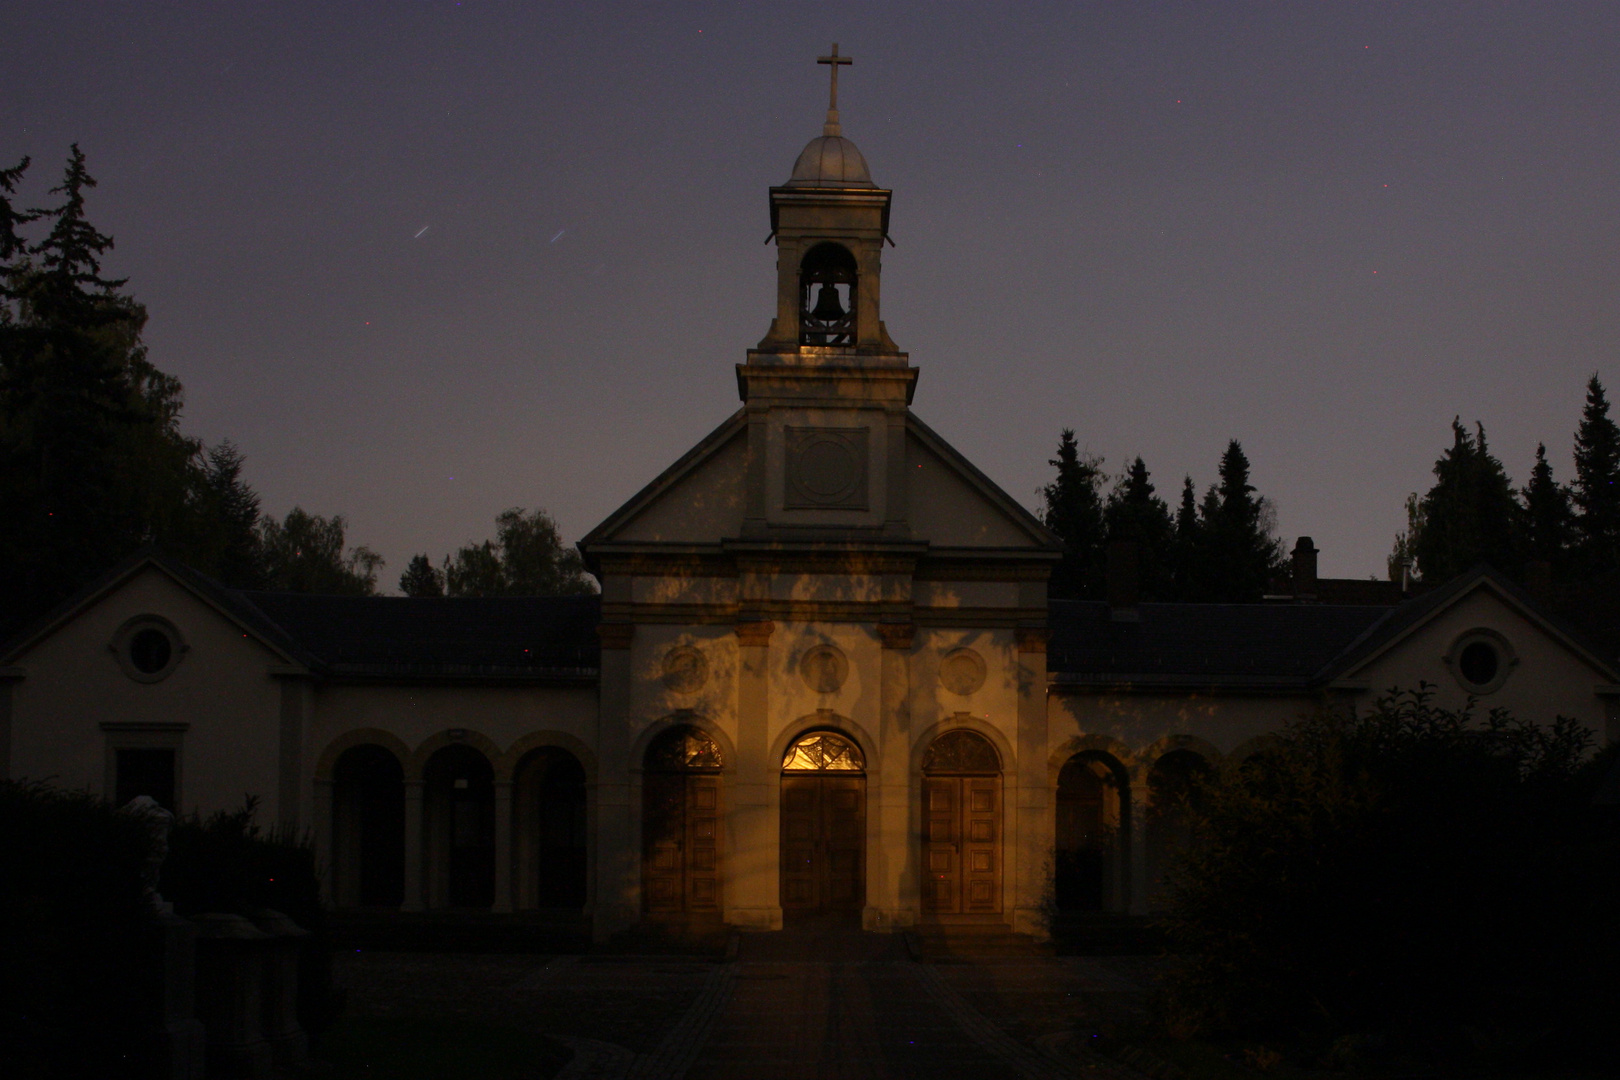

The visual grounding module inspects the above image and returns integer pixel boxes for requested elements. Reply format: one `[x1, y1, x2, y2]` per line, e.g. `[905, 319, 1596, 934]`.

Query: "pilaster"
[867, 621, 915, 930]
[493, 781, 514, 913]
[401, 780, 425, 912]
[1012, 627, 1050, 938]
[727, 620, 780, 929]
[592, 624, 637, 941]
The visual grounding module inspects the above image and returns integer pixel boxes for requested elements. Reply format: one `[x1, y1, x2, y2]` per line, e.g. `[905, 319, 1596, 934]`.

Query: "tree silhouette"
[1104, 457, 1173, 599]
[1412, 420, 1519, 583]
[444, 508, 595, 597]
[1041, 429, 1105, 600]
[398, 554, 445, 597]
[1195, 441, 1285, 602]
[1520, 443, 1573, 575]
[256, 509, 382, 595]
[1571, 375, 1620, 576]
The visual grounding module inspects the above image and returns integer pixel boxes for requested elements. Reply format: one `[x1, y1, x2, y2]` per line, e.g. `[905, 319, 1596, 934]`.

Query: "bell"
[809, 282, 847, 320]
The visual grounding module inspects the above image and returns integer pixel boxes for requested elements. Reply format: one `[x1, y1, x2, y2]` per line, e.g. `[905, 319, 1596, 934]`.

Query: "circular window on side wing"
[1446, 629, 1516, 696]
[111, 616, 187, 683]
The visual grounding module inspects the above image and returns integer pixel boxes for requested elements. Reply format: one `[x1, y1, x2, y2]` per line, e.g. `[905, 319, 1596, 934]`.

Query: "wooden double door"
[923, 775, 1002, 915]
[642, 772, 722, 914]
[780, 774, 865, 913]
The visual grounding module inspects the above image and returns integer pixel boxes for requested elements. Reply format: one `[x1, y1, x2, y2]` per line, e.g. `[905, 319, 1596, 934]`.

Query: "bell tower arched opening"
[799, 242, 857, 346]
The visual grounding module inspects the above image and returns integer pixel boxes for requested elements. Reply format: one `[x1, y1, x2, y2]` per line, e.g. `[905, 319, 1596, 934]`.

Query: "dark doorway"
[780, 731, 865, 915]
[641, 725, 723, 916]
[1145, 749, 1212, 909]
[1055, 754, 1121, 912]
[115, 747, 176, 812]
[514, 748, 588, 910]
[332, 745, 405, 908]
[921, 730, 1003, 918]
[424, 744, 495, 909]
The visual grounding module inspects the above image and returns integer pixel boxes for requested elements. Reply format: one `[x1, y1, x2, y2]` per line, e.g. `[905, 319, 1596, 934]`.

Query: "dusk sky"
[4, 2, 1618, 583]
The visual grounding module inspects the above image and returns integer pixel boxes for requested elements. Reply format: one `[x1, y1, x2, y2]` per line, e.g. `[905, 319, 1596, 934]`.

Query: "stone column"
[401, 780, 425, 913]
[493, 780, 514, 913]
[593, 623, 638, 941]
[1013, 626, 1051, 938]
[1127, 777, 1151, 916]
[869, 621, 914, 931]
[726, 619, 779, 930]
[311, 778, 334, 906]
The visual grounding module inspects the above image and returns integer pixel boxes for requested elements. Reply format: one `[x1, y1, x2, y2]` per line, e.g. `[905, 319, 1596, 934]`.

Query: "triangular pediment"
[905, 414, 1061, 552]
[580, 411, 750, 547]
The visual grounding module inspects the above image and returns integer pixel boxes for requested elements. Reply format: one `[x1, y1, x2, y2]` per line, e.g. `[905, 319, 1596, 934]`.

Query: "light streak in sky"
[414, 225, 430, 238]
[550, 229, 566, 243]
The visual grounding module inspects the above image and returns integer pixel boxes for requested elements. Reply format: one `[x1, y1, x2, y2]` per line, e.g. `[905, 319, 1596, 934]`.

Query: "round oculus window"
[129, 628, 173, 674]
[112, 616, 186, 683]
[1448, 630, 1514, 695]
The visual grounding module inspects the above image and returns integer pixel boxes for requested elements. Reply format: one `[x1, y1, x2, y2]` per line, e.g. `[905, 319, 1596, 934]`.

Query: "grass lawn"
[312, 1016, 572, 1080]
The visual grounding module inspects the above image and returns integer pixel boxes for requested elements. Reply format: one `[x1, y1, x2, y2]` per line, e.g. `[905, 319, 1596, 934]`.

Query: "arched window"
[782, 730, 864, 772]
[644, 725, 724, 772]
[922, 729, 1001, 775]
[799, 242, 857, 346]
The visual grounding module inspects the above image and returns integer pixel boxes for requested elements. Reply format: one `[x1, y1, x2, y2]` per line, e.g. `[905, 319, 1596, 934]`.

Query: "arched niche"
[1053, 750, 1129, 913]
[330, 743, 405, 909]
[422, 743, 496, 909]
[511, 746, 588, 911]
[1144, 748, 1215, 911]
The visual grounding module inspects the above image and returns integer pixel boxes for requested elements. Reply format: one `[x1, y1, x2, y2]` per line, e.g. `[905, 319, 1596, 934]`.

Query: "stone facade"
[4, 116, 1618, 942]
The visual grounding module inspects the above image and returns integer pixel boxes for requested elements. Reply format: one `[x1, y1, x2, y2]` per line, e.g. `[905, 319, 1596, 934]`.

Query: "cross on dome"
[817, 44, 852, 135]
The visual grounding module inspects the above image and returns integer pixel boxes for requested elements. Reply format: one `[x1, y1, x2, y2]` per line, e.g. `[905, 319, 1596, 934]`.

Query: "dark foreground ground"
[314, 920, 1165, 1079]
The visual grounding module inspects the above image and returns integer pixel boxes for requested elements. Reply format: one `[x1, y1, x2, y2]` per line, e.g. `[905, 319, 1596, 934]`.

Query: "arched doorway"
[921, 729, 1003, 918]
[1145, 749, 1213, 909]
[780, 730, 865, 916]
[1054, 753, 1125, 912]
[331, 745, 404, 908]
[423, 744, 495, 909]
[641, 725, 723, 916]
[513, 748, 588, 910]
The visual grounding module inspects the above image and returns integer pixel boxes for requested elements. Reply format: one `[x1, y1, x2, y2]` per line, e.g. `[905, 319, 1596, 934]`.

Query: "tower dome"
[786, 134, 875, 188]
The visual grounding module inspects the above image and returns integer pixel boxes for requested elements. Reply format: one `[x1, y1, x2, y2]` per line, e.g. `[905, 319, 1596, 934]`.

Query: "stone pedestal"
[147, 910, 207, 1080]
[190, 914, 273, 1080]
[244, 908, 309, 1069]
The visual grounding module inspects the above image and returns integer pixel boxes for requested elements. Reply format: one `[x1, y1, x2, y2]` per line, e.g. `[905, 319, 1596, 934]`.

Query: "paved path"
[335, 931, 1162, 1079]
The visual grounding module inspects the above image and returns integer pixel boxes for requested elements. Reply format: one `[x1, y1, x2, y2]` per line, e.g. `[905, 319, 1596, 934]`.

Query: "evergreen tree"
[196, 441, 264, 588]
[1041, 429, 1105, 600]
[1196, 441, 1285, 602]
[0, 147, 196, 630]
[1520, 443, 1573, 574]
[443, 508, 595, 597]
[0, 155, 32, 273]
[256, 508, 382, 595]
[1171, 476, 1202, 600]
[1412, 419, 1520, 583]
[1571, 375, 1620, 575]
[1103, 457, 1174, 599]
[399, 554, 445, 597]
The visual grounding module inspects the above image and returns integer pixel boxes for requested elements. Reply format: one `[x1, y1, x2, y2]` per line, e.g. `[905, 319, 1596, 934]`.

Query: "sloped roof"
[240, 592, 601, 679]
[1048, 600, 1392, 689]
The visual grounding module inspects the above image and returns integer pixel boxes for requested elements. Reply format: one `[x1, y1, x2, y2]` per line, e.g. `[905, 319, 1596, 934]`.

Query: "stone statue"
[118, 795, 175, 913]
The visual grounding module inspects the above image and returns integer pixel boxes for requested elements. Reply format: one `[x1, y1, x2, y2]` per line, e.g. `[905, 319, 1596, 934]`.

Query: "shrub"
[1157, 686, 1620, 1070]
[0, 780, 157, 1079]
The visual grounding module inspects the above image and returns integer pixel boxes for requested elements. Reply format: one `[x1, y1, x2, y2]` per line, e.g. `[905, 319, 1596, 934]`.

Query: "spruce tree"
[1520, 443, 1573, 574]
[1171, 476, 1202, 600]
[0, 147, 196, 629]
[1104, 457, 1174, 599]
[1041, 429, 1105, 599]
[399, 554, 445, 597]
[1571, 375, 1620, 575]
[1192, 441, 1285, 602]
[1412, 420, 1520, 583]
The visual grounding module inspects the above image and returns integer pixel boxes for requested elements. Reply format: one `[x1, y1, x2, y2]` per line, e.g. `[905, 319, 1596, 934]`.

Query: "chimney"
[1291, 537, 1318, 601]
[1107, 540, 1141, 621]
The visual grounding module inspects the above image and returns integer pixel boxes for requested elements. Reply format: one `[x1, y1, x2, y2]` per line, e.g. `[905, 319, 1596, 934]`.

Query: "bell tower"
[739, 46, 916, 540]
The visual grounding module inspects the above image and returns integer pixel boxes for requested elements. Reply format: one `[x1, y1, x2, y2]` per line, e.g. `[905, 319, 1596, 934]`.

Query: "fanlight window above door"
[645, 725, 724, 772]
[922, 729, 1001, 774]
[782, 731, 865, 772]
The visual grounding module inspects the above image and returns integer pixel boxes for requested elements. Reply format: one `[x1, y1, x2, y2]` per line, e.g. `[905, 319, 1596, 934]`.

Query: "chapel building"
[4, 61, 1618, 941]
